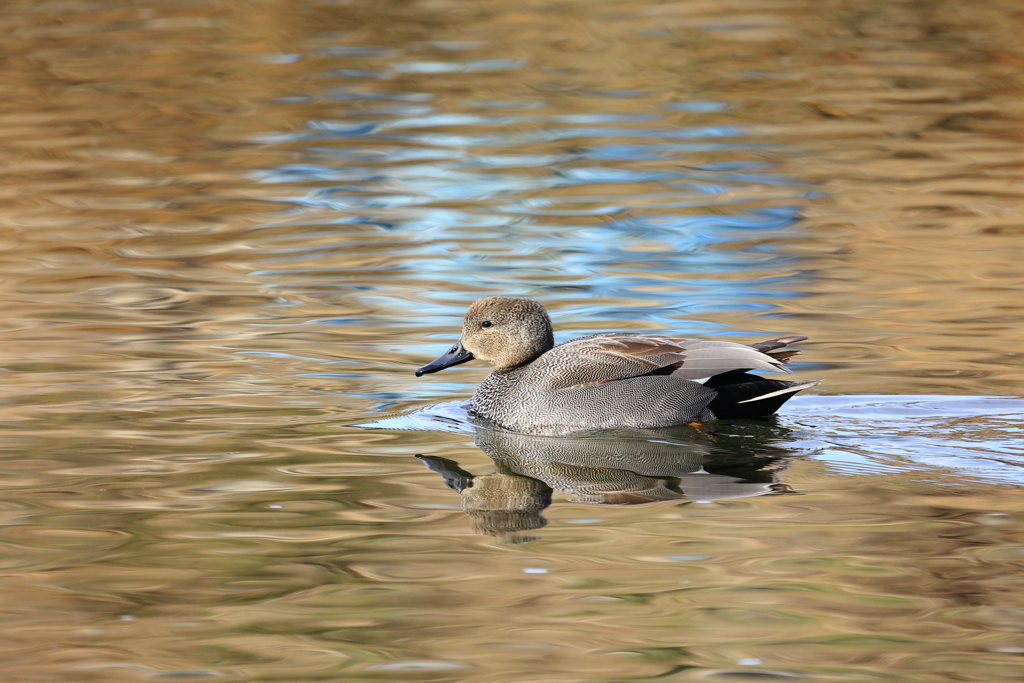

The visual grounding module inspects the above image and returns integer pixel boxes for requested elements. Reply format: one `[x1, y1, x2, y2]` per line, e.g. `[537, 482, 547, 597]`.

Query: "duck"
[415, 297, 819, 435]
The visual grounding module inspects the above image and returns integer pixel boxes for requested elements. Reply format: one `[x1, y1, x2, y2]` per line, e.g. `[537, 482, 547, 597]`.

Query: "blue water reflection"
[370, 395, 1024, 487]
[247, 40, 822, 386]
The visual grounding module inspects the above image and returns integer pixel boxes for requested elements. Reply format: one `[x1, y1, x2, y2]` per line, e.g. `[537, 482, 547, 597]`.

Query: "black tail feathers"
[706, 371, 817, 419]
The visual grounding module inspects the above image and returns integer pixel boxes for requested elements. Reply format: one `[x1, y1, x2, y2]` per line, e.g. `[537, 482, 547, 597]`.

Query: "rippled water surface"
[2, 0, 1024, 681]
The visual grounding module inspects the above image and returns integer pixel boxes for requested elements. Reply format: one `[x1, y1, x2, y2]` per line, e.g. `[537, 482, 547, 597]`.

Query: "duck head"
[416, 297, 555, 376]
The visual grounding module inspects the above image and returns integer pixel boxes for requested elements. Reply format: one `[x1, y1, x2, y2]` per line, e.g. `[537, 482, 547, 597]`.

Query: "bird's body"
[416, 297, 819, 435]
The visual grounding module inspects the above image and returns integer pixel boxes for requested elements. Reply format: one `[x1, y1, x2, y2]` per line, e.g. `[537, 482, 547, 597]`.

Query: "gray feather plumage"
[667, 340, 790, 380]
[470, 334, 805, 434]
[419, 297, 818, 435]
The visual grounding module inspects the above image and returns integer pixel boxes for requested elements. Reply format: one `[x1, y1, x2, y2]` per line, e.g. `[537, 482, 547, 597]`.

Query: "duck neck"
[498, 327, 553, 371]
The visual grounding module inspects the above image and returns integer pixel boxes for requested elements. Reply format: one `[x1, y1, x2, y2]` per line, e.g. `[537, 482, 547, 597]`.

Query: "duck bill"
[415, 341, 474, 376]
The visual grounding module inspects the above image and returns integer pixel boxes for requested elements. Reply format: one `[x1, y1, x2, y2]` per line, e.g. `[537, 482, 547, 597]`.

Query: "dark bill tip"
[415, 341, 474, 376]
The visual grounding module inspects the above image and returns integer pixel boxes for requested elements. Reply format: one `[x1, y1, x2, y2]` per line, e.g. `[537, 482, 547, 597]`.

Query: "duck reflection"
[418, 422, 798, 541]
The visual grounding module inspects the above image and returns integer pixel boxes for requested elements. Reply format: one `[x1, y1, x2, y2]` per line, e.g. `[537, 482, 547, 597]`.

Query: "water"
[1, 0, 1023, 681]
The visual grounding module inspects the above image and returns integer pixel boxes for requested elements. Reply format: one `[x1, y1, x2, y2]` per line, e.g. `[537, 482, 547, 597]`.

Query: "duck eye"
[481, 321, 493, 328]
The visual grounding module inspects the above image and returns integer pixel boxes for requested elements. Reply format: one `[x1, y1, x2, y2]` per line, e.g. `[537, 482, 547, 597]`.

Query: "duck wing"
[529, 333, 790, 390]
[668, 334, 813, 380]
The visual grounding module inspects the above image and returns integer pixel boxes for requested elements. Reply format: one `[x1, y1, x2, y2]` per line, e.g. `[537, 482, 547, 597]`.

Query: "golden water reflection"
[0, 0, 1023, 681]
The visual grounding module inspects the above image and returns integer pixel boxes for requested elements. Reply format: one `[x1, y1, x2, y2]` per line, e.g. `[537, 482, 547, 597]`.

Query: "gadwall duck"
[416, 297, 819, 435]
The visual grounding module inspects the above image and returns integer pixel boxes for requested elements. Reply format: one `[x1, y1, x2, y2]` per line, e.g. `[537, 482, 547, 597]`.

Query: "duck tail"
[706, 372, 820, 419]
[749, 335, 808, 365]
